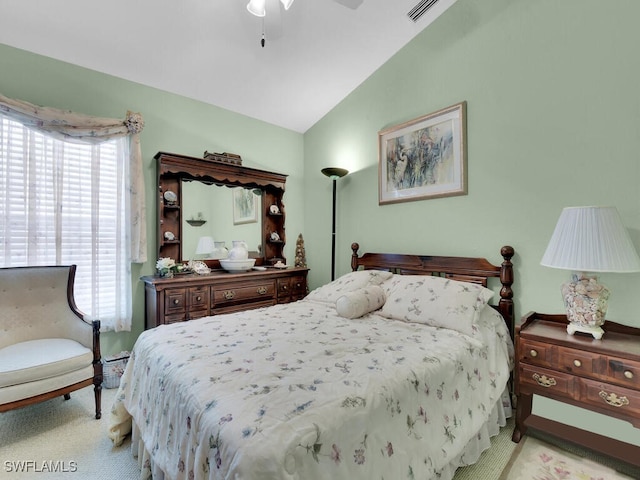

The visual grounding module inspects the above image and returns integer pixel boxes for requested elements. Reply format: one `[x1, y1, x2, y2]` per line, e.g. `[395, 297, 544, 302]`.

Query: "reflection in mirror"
[181, 181, 262, 261]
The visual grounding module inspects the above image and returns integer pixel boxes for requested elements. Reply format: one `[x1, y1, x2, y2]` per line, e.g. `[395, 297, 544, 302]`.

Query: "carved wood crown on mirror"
[154, 152, 288, 267]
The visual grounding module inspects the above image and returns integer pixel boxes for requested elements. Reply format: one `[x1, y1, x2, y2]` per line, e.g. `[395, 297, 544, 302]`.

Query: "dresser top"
[141, 266, 309, 286]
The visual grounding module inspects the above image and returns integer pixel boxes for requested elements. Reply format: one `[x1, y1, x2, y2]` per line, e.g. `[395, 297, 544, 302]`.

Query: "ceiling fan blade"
[333, 0, 364, 9]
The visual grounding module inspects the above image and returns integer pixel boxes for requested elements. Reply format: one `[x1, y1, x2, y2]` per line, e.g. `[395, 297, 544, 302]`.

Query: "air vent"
[407, 0, 439, 22]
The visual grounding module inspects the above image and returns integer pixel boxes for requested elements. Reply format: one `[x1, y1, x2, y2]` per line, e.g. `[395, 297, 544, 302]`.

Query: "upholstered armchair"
[0, 265, 102, 419]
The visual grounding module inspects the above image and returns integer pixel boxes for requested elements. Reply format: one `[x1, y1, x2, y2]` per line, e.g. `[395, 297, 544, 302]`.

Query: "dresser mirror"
[181, 182, 263, 260]
[155, 152, 287, 267]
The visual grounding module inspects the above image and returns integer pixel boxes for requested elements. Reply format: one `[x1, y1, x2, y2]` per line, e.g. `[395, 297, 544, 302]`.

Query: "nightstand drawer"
[519, 339, 554, 368]
[519, 363, 577, 400]
[608, 358, 640, 389]
[582, 378, 640, 420]
[557, 348, 599, 377]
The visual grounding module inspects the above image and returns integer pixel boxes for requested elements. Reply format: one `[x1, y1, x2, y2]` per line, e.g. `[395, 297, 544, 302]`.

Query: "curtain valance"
[0, 93, 147, 263]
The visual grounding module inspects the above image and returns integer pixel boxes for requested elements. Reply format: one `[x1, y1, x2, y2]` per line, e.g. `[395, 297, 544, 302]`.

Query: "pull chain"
[261, 17, 266, 48]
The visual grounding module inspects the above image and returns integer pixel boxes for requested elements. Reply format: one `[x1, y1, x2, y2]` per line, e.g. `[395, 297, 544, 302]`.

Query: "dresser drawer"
[291, 275, 307, 294]
[518, 339, 554, 369]
[189, 286, 210, 310]
[212, 280, 275, 306]
[164, 312, 187, 323]
[582, 377, 640, 421]
[519, 363, 577, 400]
[212, 299, 275, 315]
[277, 275, 307, 303]
[188, 309, 209, 320]
[165, 288, 187, 315]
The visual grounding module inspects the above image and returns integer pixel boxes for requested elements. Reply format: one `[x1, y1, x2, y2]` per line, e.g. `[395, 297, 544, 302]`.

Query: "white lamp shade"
[247, 0, 266, 17]
[195, 236, 215, 255]
[541, 206, 640, 273]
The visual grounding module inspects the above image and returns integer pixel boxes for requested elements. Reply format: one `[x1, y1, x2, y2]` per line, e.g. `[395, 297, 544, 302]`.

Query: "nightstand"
[512, 312, 640, 467]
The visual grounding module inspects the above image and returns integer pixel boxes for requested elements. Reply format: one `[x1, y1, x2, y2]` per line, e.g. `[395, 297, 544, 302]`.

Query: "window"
[0, 115, 132, 331]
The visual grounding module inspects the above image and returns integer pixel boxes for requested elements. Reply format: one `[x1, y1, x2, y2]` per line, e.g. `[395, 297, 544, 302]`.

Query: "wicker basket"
[102, 351, 130, 389]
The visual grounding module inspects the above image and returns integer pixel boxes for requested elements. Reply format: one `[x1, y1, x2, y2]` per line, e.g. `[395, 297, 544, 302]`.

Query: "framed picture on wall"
[378, 101, 467, 205]
[232, 187, 259, 225]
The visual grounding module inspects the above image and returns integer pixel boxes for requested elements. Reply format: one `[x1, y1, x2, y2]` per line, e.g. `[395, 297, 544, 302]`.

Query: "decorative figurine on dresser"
[141, 152, 308, 329]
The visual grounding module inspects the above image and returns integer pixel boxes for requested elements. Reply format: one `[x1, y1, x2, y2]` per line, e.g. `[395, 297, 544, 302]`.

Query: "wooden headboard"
[350, 243, 515, 338]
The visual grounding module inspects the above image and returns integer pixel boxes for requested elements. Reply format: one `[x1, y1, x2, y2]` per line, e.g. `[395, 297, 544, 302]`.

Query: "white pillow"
[379, 275, 494, 336]
[336, 285, 386, 319]
[306, 270, 393, 305]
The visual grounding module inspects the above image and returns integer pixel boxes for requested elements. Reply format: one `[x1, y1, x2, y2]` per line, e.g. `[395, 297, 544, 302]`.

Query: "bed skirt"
[126, 388, 512, 480]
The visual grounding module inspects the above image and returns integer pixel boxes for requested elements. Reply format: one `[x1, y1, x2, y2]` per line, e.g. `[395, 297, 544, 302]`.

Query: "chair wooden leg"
[94, 383, 102, 419]
[64, 393, 71, 400]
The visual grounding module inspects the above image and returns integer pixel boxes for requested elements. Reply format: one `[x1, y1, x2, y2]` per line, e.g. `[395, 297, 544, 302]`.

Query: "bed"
[109, 243, 515, 480]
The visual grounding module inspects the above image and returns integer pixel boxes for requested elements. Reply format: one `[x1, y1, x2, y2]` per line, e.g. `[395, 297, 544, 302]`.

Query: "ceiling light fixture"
[247, 0, 295, 47]
[247, 0, 294, 17]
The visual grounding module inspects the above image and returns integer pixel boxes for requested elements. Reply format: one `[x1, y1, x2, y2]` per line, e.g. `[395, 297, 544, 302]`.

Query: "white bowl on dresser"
[219, 258, 256, 272]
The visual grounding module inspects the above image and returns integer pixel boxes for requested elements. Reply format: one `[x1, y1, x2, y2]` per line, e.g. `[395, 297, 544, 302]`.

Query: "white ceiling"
[0, 0, 457, 133]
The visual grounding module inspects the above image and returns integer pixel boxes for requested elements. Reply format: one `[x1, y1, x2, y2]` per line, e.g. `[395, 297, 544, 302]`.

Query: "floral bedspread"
[109, 298, 512, 480]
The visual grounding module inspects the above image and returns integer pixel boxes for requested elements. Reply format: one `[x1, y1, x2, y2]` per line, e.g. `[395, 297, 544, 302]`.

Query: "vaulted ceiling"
[0, 0, 457, 132]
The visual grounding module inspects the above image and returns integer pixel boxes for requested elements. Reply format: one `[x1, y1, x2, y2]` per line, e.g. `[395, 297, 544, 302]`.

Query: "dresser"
[513, 312, 640, 466]
[142, 267, 308, 328]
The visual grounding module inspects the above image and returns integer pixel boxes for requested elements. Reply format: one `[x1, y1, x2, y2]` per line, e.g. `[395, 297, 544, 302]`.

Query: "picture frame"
[232, 188, 259, 225]
[378, 101, 467, 205]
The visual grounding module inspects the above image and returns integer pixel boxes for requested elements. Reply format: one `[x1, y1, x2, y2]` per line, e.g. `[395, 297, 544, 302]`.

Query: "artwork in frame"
[232, 188, 259, 225]
[378, 101, 467, 205]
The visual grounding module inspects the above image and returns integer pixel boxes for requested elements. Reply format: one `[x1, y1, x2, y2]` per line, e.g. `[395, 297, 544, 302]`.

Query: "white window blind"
[0, 115, 132, 331]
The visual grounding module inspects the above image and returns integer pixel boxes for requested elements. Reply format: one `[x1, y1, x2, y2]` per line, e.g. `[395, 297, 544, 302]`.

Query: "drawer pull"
[532, 373, 556, 388]
[223, 291, 235, 300]
[529, 349, 538, 358]
[624, 370, 634, 379]
[599, 391, 630, 408]
[173, 299, 180, 305]
[196, 296, 202, 301]
[257, 286, 267, 295]
[573, 360, 582, 368]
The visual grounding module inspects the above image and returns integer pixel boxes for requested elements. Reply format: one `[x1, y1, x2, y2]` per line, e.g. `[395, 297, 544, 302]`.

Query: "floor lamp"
[321, 167, 349, 281]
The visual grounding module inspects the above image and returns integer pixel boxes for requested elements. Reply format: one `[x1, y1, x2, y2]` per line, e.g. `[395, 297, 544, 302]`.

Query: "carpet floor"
[0, 387, 139, 479]
[2, 387, 638, 479]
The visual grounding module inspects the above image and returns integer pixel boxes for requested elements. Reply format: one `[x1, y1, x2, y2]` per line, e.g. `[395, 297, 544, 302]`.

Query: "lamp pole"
[321, 167, 349, 281]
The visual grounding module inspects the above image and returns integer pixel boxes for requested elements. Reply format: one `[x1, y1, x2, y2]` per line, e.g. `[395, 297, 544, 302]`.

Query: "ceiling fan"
[247, 0, 363, 16]
[247, 0, 365, 47]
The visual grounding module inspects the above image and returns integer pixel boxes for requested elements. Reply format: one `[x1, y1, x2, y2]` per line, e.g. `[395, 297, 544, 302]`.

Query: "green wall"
[303, 0, 640, 444]
[2, 0, 640, 446]
[0, 42, 304, 356]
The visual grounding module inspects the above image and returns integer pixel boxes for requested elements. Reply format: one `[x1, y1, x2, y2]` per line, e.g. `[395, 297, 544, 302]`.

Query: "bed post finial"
[351, 243, 360, 271]
[499, 246, 515, 338]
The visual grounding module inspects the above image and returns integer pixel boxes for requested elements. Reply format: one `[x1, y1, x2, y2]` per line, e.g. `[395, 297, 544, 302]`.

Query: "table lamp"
[195, 236, 215, 259]
[540, 206, 640, 339]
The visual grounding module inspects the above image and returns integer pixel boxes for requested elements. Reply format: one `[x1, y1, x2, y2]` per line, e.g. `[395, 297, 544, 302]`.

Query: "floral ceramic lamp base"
[561, 272, 609, 340]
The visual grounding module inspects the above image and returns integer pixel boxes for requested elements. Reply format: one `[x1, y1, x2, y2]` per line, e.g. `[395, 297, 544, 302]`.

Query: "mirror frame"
[155, 152, 288, 268]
